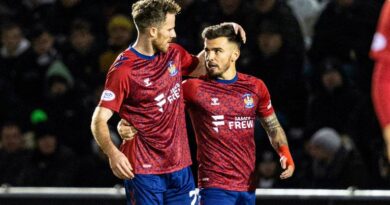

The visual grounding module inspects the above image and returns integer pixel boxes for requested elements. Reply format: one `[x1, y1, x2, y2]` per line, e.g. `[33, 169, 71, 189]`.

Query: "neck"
[218, 64, 237, 80]
[132, 32, 156, 56]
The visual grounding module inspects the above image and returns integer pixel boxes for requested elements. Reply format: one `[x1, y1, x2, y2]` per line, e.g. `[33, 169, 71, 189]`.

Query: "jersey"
[371, 0, 390, 128]
[99, 43, 198, 174]
[371, 0, 390, 63]
[182, 73, 274, 191]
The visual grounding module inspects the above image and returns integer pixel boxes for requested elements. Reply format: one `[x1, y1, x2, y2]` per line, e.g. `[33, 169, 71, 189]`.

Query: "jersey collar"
[215, 73, 238, 84]
[129, 46, 157, 60]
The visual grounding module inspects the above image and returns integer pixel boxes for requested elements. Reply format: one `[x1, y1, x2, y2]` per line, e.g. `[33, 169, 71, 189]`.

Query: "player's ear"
[149, 26, 158, 38]
[232, 48, 240, 62]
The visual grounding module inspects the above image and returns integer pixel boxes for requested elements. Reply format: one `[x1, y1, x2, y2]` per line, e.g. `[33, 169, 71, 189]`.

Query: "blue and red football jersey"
[183, 73, 274, 191]
[99, 43, 198, 174]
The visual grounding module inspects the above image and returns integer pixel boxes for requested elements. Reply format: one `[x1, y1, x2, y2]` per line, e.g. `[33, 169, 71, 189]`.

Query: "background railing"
[1, 187, 390, 205]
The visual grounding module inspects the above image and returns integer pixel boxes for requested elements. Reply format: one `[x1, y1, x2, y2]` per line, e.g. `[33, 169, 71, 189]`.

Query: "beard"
[206, 61, 230, 78]
[152, 38, 169, 53]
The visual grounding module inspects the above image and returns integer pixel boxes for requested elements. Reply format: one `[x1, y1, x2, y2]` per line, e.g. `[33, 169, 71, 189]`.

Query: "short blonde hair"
[131, 0, 180, 32]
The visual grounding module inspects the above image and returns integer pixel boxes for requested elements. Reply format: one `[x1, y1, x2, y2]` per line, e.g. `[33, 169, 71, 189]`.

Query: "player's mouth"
[207, 62, 219, 69]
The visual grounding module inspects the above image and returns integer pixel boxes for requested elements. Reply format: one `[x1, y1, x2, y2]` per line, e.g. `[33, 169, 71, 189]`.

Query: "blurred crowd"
[1, 0, 389, 189]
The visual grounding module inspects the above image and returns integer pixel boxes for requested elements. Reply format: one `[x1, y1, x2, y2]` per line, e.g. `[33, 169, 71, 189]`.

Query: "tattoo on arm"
[260, 114, 280, 133]
[260, 113, 288, 149]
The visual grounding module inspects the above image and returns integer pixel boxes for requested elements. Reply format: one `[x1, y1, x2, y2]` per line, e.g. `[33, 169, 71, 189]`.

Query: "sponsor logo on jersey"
[144, 78, 152, 87]
[243, 93, 254, 108]
[167, 60, 178, 76]
[212, 115, 225, 132]
[101, 90, 115, 101]
[211, 97, 220, 106]
[167, 83, 180, 103]
[228, 116, 254, 130]
[154, 83, 181, 112]
[154, 93, 166, 112]
[371, 32, 387, 52]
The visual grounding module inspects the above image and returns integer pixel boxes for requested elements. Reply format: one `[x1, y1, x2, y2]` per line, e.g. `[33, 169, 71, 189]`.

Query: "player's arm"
[187, 50, 206, 77]
[260, 113, 295, 179]
[91, 107, 134, 179]
[117, 119, 137, 141]
[117, 79, 196, 139]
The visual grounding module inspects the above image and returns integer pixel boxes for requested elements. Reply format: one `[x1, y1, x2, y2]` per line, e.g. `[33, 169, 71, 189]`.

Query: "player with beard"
[118, 24, 294, 205]
[91, 1, 198, 204]
[90, 0, 245, 205]
[183, 24, 294, 205]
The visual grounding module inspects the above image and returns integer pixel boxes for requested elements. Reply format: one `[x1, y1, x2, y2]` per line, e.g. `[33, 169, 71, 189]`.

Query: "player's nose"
[170, 29, 177, 38]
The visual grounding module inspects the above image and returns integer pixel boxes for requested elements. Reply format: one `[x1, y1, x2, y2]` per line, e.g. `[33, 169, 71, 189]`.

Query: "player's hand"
[386, 143, 390, 164]
[108, 149, 134, 179]
[384, 125, 390, 163]
[221, 22, 246, 43]
[279, 156, 294, 179]
[117, 119, 137, 141]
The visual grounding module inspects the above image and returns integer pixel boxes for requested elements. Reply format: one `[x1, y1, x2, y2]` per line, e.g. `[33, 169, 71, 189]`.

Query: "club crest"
[167, 61, 178, 76]
[243, 93, 254, 108]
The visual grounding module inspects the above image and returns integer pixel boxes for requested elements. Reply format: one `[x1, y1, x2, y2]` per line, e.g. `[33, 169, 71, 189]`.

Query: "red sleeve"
[255, 79, 274, 118]
[182, 78, 198, 104]
[98, 62, 131, 113]
[371, 0, 390, 62]
[170, 43, 199, 76]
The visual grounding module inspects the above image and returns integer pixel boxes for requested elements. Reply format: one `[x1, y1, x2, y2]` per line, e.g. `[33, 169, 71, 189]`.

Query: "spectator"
[19, 123, 77, 186]
[175, 0, 206, 53]
[307, 127, 369, 188]
[0, 122, 31, 186]
[0, 22, 30, 123]
[40, 74, 89, 154]
[242, 20, 307, 128]
[0, 22, 31, 86]
[309, 0, 383, 92]
[75, 134, 122, 187]
[99, 14, 134, 72]
[305, 57, 361, 136]
[247, 0, 304, 57]
[286, 0, 329, 49]
[48, 0, 106, 41]
[19, 24, 60, 105]
[254, 151, 282, 188]
[62, 19, 102, 91]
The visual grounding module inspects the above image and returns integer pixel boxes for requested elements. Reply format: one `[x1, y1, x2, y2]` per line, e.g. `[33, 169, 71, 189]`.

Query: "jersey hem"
[134, 162, 192, 175]
[199, 183, 252, 192]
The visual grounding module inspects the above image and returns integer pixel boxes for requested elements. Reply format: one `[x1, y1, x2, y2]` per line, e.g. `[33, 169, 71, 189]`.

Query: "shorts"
[200, 187, 255, 205]
[124, 166, 199, 205]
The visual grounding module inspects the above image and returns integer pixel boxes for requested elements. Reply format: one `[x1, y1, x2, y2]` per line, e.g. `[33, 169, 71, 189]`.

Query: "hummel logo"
[144, 78, 152, 87]
[211, 98, 220, 106]
[212, 115, 225, 133]
[155, 93, 166, 112]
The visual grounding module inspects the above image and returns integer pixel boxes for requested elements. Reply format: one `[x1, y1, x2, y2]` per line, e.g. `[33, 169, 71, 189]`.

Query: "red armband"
[278, 145, 295, 168]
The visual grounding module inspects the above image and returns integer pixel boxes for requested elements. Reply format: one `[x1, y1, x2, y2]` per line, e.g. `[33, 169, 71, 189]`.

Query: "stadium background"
[0, 0, 389, 204]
